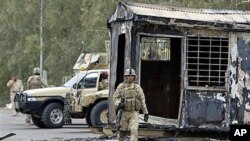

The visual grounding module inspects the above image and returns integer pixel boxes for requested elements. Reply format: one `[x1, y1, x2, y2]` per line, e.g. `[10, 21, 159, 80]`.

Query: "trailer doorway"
[140, 35, 182, 119]
[115, 34, 125, 89]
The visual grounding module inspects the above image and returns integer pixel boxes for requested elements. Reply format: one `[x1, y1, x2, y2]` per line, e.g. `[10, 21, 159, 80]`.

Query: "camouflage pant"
[10, 92, 18, 115]
[26, 115, 31, 124]
[119, 111, 139, 141]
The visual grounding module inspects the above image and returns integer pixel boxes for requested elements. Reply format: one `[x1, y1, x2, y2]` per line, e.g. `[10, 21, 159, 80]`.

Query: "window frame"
[185, 36, 230, 91]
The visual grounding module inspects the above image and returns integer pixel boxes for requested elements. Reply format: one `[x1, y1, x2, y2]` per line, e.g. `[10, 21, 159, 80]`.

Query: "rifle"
[115, 95, 125, 131]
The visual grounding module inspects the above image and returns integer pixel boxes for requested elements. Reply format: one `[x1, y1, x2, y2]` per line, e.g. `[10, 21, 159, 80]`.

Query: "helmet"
[124, 68, 136, 77]
[33, 67, 40, 75]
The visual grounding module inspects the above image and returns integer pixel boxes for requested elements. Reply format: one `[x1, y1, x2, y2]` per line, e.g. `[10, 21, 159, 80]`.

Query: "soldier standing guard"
[7, 74, 24, 116]
[27, 67, 48, 90]
[113, 68, 149, 141]
[25, 67, 48, 125]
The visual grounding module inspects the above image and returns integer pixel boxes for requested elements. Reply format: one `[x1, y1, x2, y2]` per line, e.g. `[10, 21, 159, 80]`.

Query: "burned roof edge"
[125, 1, 250, 15]
[108, 1, 250, 31]
[108, 2, 135, 27]
[135, 15, 250, 32]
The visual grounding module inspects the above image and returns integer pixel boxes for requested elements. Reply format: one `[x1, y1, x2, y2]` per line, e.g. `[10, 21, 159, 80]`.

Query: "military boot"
[118, 131, 126, 141]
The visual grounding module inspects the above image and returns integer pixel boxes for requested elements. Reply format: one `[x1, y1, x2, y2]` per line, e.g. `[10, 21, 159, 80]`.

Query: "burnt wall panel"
[235, 35, 250, 124]
[206, 99, 224, 122]
[187, 93, 207, 124]
[237, 37, 250, 73]
[187, 92, 225, 126]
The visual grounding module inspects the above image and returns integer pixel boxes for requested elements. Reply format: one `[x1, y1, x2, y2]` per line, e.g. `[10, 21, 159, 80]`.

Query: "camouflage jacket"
[7, 79, 24, 93]
[113, 82, 148, 114]
[27, 75, 48, 90]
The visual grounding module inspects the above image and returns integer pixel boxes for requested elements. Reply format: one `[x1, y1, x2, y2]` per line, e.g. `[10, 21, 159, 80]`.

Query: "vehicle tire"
[85, 111, 92, 127]
[41, 103, 64, 128]
[31, 115, 46, 128]
[90, 100, 108, 126]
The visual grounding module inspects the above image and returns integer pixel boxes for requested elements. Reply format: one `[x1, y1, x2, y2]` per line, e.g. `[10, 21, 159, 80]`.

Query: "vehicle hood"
[23, 87, 72, 97]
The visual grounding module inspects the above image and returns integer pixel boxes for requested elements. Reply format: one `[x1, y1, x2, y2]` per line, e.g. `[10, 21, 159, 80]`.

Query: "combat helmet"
[33, 67, 40, 75]
[124, 68, 136, 77]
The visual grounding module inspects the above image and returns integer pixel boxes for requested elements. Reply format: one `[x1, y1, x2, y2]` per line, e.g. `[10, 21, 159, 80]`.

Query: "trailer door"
[139, 35, 182, 119]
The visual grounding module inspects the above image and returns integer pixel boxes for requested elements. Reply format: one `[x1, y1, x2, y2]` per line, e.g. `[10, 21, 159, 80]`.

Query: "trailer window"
[186, 36, 229, 90]
[141, 37, 170, 61]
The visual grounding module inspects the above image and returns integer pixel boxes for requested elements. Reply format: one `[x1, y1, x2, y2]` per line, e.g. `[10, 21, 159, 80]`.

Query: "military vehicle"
[64, 69, 109, 127]
[15, 53, 109, 128]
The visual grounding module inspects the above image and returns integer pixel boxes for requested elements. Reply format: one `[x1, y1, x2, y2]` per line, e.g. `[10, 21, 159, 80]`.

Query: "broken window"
[140, 37, 170, 61]
[186, 36, 229, 90]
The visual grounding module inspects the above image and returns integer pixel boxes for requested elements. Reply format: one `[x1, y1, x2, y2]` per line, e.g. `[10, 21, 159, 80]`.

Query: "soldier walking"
[113, 68, 149, 141]
[25, 67, 48, 125]
[7, 74, 24, 116]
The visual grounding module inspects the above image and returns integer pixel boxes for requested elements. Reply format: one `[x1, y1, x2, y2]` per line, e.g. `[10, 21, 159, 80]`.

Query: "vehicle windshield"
[63, 72, 86, 87]
[78, 72, 98, 89]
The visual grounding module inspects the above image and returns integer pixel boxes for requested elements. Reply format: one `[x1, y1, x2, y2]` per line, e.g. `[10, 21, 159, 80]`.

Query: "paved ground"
[0, 107, 101, 141]
[0, 107, 227, 141]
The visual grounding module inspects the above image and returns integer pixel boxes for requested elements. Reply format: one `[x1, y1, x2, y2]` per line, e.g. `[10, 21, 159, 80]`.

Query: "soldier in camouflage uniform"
[7, 74, 24, 116]
[27, 67, 48, 90]
[98, 71, 109, 90]
[113, 68, 149, 141]
[25, 67, 48, 125]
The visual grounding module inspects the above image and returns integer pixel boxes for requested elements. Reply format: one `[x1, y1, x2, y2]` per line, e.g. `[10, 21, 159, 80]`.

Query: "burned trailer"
[106, 1, 250, 138]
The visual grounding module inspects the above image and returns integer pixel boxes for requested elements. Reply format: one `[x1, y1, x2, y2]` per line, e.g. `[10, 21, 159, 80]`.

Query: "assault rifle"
[115, 95, 125, 131]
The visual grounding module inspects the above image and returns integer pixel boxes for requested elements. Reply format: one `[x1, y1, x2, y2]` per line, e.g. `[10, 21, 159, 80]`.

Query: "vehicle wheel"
[31, 115, 46, 128]
[85, 111, 92, 127]
[90, 100, 108, 126]
[42, 103, 64, 128]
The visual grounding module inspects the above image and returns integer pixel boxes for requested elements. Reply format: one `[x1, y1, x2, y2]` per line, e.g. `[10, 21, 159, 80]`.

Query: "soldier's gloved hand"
[144, 114, 149, 122]
[118, 102, 125, 110]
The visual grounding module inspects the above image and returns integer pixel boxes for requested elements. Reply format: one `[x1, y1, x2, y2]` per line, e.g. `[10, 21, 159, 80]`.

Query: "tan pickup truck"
[15, 69, 109, 128]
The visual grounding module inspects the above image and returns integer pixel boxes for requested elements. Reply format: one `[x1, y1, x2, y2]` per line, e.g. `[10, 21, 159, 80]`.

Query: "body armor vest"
[123, 85, 141, 111]
[29, 76, 42, 89]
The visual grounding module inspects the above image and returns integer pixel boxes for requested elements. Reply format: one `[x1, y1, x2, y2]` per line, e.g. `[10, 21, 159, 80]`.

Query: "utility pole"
[40, 0, 44, 77]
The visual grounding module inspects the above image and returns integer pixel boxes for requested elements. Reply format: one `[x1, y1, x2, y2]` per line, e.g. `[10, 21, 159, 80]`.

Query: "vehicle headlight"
[27, 97, 37, 101]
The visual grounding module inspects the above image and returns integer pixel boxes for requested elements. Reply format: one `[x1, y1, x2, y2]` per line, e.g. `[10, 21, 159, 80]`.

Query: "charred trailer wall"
[108, 22, 250, 129]
[178, 29, 230, 128]
[230, 33, 250, 125]
[178, 32, 250, 128]
[182, 91, 228, 127]
[107, 2, 250, 132]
